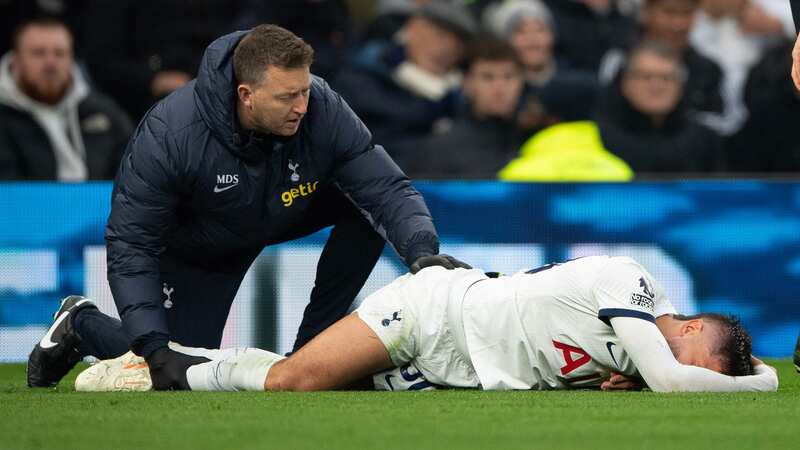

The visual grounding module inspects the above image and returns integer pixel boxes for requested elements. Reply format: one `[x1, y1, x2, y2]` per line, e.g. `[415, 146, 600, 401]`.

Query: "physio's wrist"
[137, 337, 169, 360]
[405, 245, 434, 267]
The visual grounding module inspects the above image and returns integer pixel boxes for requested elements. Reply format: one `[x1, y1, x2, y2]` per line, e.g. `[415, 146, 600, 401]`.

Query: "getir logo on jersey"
[281, 181, 319, 207]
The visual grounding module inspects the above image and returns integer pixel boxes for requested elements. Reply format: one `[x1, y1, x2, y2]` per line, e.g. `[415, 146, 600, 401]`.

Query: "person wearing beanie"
[483, 0, 600, 128]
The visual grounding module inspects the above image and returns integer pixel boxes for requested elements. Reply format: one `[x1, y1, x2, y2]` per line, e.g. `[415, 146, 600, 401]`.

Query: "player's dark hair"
[673, 313, 753, 376]
[233, 24, 314, 86]
[11, 17, 71, 51]
[465, 35, 522, 71]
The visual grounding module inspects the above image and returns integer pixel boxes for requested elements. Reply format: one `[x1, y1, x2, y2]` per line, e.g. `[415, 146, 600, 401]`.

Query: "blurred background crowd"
[0, 0, 798, 181]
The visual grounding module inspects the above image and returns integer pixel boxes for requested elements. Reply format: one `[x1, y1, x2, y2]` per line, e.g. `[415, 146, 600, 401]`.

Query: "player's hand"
[410, 254, 472, 274]
[145, 347, 210, 390]
[750, 355, 778, 375]
[600, 372, 643, 391]
[792, 34, 800, 91]
[750, 355, 776, 370]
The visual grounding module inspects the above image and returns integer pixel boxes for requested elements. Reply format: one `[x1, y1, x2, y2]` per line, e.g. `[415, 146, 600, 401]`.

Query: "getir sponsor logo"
[281, 181, 319, 207]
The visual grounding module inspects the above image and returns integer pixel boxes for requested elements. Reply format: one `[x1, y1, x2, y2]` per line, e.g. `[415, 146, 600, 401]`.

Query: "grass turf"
[1, 360, 797, 450]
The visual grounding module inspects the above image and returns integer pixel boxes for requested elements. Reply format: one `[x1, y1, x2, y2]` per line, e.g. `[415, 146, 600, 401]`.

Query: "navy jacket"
[106, 31, 439, 355]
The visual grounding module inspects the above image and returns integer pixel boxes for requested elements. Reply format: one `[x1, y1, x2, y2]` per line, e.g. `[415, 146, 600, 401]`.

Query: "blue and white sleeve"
[593, 260, 662, 324]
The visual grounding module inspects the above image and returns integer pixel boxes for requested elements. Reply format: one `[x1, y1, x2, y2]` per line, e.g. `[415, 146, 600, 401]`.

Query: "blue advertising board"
[0, 181, 798, 361]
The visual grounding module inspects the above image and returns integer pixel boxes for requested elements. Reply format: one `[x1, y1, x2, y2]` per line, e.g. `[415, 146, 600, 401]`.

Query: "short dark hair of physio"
[233, 24, 314, 86]
[673, 313, 753, 377]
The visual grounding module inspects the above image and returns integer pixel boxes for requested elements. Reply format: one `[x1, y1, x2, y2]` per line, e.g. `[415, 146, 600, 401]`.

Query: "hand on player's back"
[410, 254, 472, 274]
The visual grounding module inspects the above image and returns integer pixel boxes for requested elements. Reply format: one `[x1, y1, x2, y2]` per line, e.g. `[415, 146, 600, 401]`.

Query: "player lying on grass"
[76, 255, 778, 393]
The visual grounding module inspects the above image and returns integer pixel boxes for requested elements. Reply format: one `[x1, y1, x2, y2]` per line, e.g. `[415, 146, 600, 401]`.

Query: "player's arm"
[320, 79, 468, 270]
[611, 316, 778, 393]
[106, 116, 210, 389]
[593, 260, 777, 392]
[106, 115, 179, 359]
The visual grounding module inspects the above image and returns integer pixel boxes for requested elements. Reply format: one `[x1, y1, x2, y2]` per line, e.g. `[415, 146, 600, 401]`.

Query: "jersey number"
[552, 340, 591, 375]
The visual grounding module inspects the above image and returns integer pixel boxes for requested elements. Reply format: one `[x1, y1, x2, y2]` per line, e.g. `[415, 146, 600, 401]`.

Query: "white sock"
[185, 347, 285, 391]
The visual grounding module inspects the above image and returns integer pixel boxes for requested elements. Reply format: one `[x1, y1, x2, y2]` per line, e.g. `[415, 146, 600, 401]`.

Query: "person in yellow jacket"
[498, 121, 633, 181]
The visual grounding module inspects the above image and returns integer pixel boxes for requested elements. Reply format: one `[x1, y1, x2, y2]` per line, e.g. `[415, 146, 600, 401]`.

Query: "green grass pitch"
[1, 360, 798, 450]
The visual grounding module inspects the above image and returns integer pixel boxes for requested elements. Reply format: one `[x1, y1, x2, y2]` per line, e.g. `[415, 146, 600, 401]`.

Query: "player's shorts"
[355, 267, 487, 388]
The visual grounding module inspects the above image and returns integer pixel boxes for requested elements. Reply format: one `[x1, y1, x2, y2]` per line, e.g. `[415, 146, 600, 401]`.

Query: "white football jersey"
[461, 255, 676, 390]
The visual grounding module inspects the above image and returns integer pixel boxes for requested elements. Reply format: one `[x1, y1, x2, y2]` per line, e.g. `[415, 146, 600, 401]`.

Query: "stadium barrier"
[1, 181, 798, 361]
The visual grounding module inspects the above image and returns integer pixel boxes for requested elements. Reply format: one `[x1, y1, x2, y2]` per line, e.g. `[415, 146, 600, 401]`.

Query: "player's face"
[665, 319, 725, 373]
[11, 25, 73, 105]
[642, 0, 698, 50]
[245, 65, 311, 136]
[464, 59, 523, 119]
[621, 51, 683, 118]
[509, 17, 554, 71]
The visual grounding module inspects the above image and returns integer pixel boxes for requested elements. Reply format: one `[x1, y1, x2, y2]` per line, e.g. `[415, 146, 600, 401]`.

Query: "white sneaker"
[75, 351, 152, 392]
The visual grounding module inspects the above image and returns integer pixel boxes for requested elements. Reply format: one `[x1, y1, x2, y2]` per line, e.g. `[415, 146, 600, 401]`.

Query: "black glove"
[145, 347, 211, 391]
[410, 254, 472, 274]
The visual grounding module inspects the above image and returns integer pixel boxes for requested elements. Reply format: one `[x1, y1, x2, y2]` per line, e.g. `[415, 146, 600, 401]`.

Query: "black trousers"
[76, 187, 386, 359]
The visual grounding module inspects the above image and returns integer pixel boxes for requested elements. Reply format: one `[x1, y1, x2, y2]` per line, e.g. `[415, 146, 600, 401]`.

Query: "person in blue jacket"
[27, 24, 469, 390]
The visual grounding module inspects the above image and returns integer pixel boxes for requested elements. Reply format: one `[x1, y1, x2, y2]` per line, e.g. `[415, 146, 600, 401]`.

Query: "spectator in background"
[402, 37, 526, 178]
[498, 120, 635, 181]
[599, 0, 725, 116]
[484, 0, 599, 128]
[542, 0, 636, 72]
[335, 1, 477, 159]
[595, 41, 722, 172]
[360, 0, 492, 44]
[0, 0, 90, 56]
[690, 0, 794, 135]
[0, 18, 132, 181]
[81, 0, 244, 121]
[235, 0, 352, 80]
[360, 0, 430, 43]
[728, 40, 800, 171]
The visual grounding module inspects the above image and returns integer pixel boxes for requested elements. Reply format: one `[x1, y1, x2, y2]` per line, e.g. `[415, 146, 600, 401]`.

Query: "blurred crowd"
[0, 0, 798, 181]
